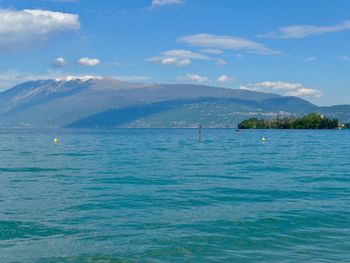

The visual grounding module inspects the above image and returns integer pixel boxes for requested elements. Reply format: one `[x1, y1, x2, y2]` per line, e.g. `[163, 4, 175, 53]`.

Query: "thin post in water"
[198, 124, 202, 142]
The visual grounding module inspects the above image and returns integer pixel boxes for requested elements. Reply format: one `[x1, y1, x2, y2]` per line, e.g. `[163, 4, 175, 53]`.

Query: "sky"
[0, 0, 350, 105]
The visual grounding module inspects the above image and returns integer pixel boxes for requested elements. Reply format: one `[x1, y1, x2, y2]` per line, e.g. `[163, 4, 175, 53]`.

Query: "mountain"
[0, 77, 349, 128]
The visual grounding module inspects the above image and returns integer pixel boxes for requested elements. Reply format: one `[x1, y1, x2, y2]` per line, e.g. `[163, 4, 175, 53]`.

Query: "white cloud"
[217, 75, 235, 83]
[0, 9, 80, 50]
[153, 57, 191, 66]
[77, 57, 101, 66]
[253, 81, 304, 90]
[149, 49, 211, 66]
[178, 33, 280, 55]
[286, 87, 322, 97]
[200, 48, 224, 54]
[151, 0, 184, 8]
[244, 81, 322, 97]
[178, 73, 208, 83]
[216, 59, 227, 65]
[159, 49, 210, 60]
[304, 56, 317, 62]
[52, 57, 68, 67]
[260, 20, 350, 39]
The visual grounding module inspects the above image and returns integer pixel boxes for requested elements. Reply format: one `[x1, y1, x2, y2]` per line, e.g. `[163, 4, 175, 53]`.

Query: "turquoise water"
[0, 129, 350, 262]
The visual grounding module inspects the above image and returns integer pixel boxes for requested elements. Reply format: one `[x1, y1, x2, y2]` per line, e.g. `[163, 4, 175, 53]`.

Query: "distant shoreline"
[237, 113, 348, 130]
[0, 127, 348, 130]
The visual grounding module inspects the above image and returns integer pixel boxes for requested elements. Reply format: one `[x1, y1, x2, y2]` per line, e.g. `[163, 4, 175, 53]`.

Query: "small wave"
[0, 167, 77, 172]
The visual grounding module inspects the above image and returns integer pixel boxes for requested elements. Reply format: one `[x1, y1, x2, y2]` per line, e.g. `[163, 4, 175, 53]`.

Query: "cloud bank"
[260, 20, 350, 39]
[178, 34, 280, 55]
[149, 49, 210, 66]
[241, 81, 322, 98]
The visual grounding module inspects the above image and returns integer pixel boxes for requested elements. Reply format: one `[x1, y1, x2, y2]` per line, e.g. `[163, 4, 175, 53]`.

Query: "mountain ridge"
[0, 78, 349, 128]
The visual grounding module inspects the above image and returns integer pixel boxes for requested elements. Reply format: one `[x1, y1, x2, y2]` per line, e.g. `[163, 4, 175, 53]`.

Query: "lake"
[0, 129, 349, 262]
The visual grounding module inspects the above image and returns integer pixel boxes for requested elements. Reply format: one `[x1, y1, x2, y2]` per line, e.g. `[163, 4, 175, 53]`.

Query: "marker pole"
[198, 124, 202, 142]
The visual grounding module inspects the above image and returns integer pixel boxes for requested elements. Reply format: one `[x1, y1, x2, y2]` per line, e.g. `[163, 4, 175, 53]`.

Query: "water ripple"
[0, 129, 350, 262]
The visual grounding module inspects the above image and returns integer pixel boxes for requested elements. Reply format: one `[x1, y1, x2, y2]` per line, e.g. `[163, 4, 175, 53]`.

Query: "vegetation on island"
[237, 113, 340, 129]
[343, 123, 350, 129]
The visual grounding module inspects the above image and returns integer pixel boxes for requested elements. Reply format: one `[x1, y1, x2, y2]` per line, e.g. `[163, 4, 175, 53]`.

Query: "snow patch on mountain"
[55, 76, 103, 82]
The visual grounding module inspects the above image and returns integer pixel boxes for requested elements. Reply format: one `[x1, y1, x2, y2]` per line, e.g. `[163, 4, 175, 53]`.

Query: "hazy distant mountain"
[0, 77, 349, 128]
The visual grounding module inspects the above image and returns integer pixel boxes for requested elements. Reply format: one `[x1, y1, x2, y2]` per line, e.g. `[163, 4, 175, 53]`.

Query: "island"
[237, 113, 340, 129]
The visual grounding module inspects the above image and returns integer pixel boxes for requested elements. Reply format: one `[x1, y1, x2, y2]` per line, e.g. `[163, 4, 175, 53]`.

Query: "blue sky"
[1, 0, 350, 105]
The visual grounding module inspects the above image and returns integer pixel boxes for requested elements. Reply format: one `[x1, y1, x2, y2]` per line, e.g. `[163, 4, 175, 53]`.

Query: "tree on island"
[237, 113, 339, 129]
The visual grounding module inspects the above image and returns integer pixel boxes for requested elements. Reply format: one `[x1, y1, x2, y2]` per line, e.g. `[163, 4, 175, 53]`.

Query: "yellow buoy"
[53, 138, 59, 144]
[261, 137, 266, 143]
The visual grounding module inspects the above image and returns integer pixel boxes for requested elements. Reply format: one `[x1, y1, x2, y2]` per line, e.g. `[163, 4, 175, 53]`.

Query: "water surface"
[0, 129, 349, 262]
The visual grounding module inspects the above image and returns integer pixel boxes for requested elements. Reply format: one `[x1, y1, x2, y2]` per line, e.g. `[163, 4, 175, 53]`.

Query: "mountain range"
[0, 76, 349, 128]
